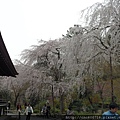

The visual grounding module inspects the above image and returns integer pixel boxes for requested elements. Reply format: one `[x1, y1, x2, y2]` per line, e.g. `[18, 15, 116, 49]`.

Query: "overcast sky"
[0, 0, 104, 61]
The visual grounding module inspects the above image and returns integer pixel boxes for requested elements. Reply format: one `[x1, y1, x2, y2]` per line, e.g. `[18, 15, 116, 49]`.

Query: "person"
[24, 102, 27, 109]
[102, 102, 119, 120]
[17, 103, 22, 111]
[41, 104, 47, 115]
[8, 101, 11, 110]
[25, 104, 33, 120]
[46, 103, 51, 118]
[17, 103, 22, 120]
[66, 107, 74, 120]
[66, 107, 74, 115]
[7, 101, 11, 113]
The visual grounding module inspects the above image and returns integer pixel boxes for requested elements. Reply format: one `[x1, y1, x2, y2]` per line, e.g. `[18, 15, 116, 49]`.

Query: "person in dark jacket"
[46, 103, 51, 118]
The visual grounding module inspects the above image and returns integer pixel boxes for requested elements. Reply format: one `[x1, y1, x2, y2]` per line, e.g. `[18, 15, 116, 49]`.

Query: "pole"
[51, 84, 55, 115]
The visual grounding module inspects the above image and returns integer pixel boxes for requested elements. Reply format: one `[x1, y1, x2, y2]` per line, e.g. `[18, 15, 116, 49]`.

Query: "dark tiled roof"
[0, 32, 18, 77]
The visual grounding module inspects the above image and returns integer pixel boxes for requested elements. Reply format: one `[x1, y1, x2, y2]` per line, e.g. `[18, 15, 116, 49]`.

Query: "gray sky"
[0, 0, 103, 61]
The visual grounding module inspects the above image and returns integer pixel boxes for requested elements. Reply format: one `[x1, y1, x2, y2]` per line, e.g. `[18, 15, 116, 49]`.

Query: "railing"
[0, 99, 7, 102]
[5, 109, 18, 115]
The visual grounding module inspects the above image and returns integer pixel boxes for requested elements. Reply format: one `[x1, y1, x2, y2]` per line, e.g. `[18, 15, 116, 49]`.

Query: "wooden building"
[0, 32, 18, 115]
[0, 32, 18, 77]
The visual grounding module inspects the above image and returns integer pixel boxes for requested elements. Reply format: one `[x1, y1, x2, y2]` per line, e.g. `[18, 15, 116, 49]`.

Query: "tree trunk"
[14, 93, 19, 107]
[99, 90, 104, 113]
[60, 92, 64, 114]
[51, 85, 55, 115]
[110, 53, 114, 102]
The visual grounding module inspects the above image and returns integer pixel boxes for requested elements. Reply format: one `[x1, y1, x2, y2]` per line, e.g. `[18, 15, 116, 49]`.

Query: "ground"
[0, 115, 61, 120]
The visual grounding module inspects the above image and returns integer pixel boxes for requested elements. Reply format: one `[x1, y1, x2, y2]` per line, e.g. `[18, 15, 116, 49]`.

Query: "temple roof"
[0, 32, 18, 77]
